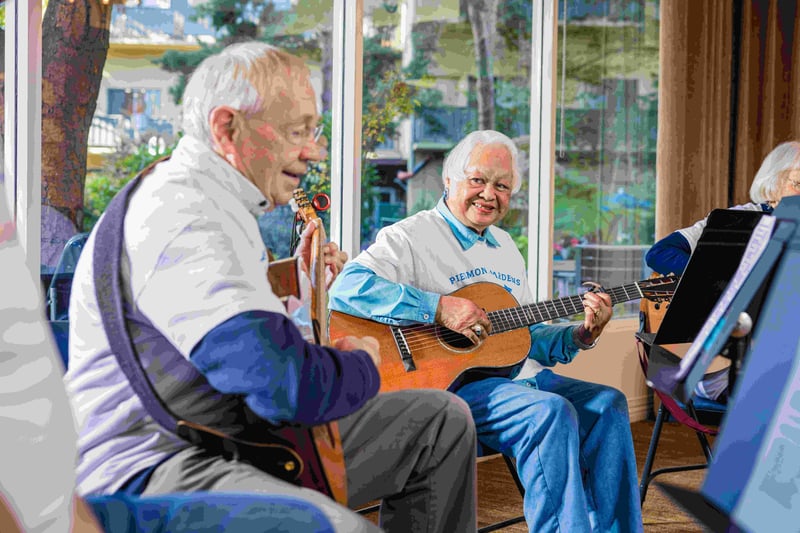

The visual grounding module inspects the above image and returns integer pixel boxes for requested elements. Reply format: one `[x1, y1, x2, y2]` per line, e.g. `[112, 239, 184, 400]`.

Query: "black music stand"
[642, 208, 768, 403]
[650, 196, 800, 532]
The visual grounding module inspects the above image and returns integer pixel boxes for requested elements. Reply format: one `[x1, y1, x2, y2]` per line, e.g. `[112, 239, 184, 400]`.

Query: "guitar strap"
[91, 164, 336, 495]
[93, 171, 182, 435]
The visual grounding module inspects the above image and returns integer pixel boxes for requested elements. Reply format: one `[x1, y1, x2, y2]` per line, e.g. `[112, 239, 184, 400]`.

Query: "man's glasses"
[282, 123, 324, 146]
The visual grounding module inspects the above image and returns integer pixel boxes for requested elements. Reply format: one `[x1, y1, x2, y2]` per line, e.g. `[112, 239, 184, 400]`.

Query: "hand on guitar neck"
[294, 219, 348, 289]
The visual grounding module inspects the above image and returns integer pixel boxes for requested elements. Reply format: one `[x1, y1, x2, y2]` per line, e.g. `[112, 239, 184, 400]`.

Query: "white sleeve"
[0, 184, 79, 533]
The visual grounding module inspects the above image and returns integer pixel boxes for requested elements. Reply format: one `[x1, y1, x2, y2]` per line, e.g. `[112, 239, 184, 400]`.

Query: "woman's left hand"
[581, 283, 613, 342]
[296, 220, 348, 287]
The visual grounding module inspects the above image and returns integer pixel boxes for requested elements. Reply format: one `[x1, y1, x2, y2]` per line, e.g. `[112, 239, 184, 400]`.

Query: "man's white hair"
[180, 41, 304, 148]
[442, 130, 521, 194]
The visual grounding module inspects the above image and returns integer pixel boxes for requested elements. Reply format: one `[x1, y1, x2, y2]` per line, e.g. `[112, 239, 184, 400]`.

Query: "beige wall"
[554, 318, 651, 422]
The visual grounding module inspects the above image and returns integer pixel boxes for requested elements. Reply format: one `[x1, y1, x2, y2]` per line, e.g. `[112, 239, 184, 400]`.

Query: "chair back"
[47, 232, 89, 321]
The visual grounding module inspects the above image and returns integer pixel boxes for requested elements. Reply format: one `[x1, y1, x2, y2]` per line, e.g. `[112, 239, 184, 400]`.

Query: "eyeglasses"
[785, 175, 800, 192]
[282, 123, 324, 146]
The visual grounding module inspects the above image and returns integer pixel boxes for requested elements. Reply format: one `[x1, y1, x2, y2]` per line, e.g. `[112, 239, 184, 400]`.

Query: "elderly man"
[64, 42, 477, 533]
[329, 130, 644, 532]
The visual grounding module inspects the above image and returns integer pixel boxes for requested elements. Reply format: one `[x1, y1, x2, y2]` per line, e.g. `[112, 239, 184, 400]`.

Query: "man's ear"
[209, 106, 238, 152]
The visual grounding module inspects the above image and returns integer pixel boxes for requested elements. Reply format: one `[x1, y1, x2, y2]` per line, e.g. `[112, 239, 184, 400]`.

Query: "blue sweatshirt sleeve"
[645, 231, 692, 275]
[527, 323, 581, 366]
[328, 262, 441, 326]
[189, 310, 380, 426]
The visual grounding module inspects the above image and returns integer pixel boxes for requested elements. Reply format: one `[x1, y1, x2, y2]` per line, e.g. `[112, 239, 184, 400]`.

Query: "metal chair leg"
[639, 403, 666, 504]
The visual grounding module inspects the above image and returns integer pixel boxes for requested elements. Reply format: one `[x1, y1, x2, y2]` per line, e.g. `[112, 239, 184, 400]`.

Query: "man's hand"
[296, 220, 349, 287]
[333, 335, 381, 368]
[435, 295, 491, 345]
[580, 283, 613, 343]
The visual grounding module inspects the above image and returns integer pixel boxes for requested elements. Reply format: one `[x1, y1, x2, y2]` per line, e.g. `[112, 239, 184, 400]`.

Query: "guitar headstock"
[638, 274, 679, 302]
[292, 188, 319, 225]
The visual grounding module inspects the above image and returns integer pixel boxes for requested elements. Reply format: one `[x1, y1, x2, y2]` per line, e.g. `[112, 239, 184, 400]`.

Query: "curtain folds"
[656, 0, 800, 239]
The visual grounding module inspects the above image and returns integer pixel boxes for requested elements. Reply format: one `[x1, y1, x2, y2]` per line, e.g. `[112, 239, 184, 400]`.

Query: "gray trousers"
[141, 390, 478, 533]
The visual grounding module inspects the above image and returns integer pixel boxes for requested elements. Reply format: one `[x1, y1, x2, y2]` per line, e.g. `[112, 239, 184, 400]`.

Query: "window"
[17, 0, 658, 323]
[552, 0, 659, 317]
[358, 0, 533, 260]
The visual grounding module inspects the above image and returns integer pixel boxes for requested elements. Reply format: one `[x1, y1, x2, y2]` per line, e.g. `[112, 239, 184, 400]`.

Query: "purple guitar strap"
[92, 172, 183, 435]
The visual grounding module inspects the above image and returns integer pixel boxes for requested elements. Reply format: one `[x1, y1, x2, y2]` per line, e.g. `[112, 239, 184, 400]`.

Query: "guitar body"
[330, 275, 678, 393]
[329, 282, 532, 392]
[176, 420, 344, 502]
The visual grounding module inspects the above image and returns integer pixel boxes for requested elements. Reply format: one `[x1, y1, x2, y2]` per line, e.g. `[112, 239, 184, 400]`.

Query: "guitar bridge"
[391, 326, 416, 372]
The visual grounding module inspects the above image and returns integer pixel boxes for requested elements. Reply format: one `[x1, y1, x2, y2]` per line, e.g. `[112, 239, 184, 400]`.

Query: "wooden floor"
[362, 420, 712, 532]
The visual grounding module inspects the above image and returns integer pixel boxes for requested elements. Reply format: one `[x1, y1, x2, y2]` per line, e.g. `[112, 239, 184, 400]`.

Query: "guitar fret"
[503, 307, 515, 330]
[621, 284, 632, 302]
[558, 298, 570, 317]
[511, 308, 524, 327]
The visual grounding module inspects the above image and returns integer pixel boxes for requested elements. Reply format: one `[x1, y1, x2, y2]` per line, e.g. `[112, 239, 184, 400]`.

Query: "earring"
[226, 153, 235, 164]
[443, 189, 448, 200]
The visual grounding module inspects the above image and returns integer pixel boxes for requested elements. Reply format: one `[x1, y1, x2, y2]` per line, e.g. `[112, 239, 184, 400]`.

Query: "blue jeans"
[457, 369, 643, 533]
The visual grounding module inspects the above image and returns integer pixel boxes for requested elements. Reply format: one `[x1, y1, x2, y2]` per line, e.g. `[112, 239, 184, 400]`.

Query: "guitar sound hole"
[437, 327, 474, 350]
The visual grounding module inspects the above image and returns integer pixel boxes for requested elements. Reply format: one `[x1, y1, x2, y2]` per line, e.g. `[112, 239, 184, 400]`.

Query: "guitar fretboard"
[488, 281, 643, 334]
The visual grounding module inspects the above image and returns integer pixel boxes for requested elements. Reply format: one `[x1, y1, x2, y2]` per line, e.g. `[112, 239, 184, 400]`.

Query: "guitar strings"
[392, 285, 639, 353]
[387, 279, 675, 353]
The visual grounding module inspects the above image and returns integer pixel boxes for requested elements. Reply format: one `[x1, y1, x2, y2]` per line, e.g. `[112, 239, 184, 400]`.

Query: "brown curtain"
[656, 0, 800, 239]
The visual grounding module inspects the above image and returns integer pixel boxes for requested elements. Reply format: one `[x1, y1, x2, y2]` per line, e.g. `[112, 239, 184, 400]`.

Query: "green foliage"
[554, 166, 602, 242]
[513, 234, 528, 267]
[191, 0, 285, 43]
[154, 0, 317, 105]
[83, 140, 178, 232]
[300, 111, 332, 197]
[497, 0, 532, 52]
[360, 163, 382, 238]
[362, 71, 417, 153]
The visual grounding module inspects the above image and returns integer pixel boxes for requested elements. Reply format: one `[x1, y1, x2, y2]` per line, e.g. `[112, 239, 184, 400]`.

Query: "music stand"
[642, 208, 768, 402]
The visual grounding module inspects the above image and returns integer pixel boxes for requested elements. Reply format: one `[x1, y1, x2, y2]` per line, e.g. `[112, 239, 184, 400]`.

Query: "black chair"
[46, 232, 89, 320]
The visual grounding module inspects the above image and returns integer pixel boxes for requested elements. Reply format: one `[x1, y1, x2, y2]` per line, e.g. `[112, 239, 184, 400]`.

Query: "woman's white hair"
[750, 140, 800, 203]
[442, 130, 522, 194]
[180, 41, 307, 148]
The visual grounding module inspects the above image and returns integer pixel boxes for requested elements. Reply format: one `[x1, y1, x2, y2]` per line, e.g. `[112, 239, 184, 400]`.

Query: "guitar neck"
[488, 281, 644, 334]
[292, 188, 330, 346]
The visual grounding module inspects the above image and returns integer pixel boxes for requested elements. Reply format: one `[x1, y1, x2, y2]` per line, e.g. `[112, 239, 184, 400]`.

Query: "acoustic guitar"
[329, 276, 678, 392]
